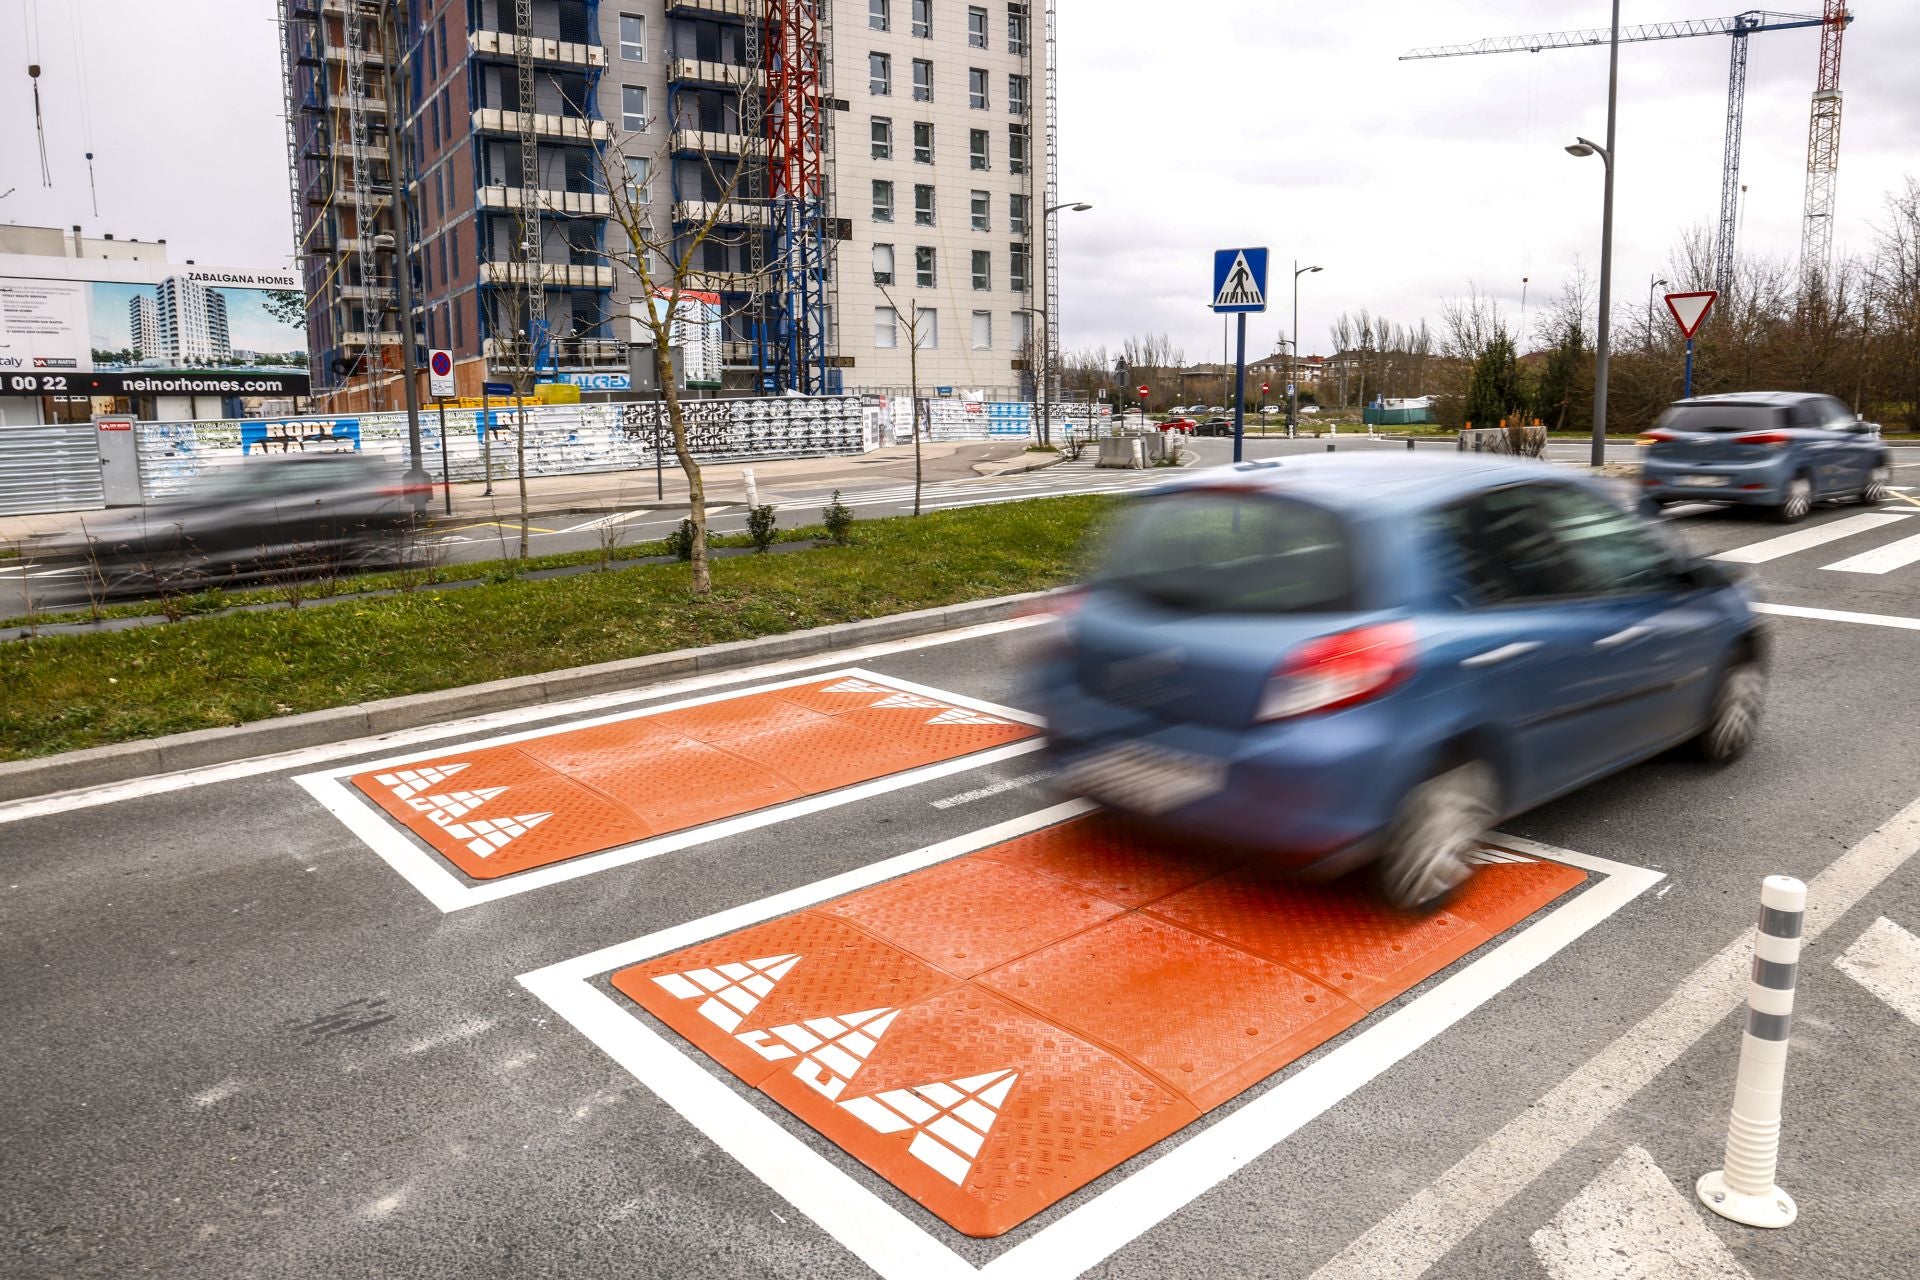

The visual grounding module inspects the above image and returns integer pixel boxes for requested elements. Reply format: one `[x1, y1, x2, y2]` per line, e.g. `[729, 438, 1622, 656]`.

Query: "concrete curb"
[0, 590, 1053, 805]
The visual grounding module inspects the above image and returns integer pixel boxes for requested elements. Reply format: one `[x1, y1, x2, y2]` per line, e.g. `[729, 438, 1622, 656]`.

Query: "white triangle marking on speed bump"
[821, 678, 895, 694]
[926, 708, 1008, 727]
[652, 954, 802, 1033]
[374, 763, 470, 801]
[870, 692, 949, 710]
[410, 787, 508, 826]
[741, 1007, 900, 1100]
[841, 1069, 1020, 1185]
[442, 812, 551, 860]
[1214, 251, 1265, 308]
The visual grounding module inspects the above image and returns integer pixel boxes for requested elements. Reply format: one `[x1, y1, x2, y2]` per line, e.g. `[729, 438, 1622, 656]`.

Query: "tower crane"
[1402, 9, 1854, 295]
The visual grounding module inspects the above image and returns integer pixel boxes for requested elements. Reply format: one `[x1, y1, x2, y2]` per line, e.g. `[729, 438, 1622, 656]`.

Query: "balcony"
[666, 0, 759, 18]
[472, 107, 611, 142]
[327, 93, 388, 116]
[484, 337, 627, 369]
[323, 46, 385, 67]
[668, 57, 764, 88]
[685, 269, 760, 292]
[338, 330, 402, 348]
[478, 184, 612, 217]
[470, 29, 608, 70]
[479, 261, 616, 288]
[670, 128, 763, 157]
[721, 340, 759, 366]
[672, 198, 769, 226]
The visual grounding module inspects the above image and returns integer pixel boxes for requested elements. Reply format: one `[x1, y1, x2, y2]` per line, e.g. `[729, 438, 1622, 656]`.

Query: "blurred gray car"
[53, 454, 428, 593]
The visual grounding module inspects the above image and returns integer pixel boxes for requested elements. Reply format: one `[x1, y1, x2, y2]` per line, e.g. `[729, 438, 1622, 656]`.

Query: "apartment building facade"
[280, 0, 1052, 408]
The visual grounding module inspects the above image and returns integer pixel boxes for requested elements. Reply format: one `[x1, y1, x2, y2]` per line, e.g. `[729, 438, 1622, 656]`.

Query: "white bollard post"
[1697, 874, 1805, 1229]
[743, 467, 758, 508]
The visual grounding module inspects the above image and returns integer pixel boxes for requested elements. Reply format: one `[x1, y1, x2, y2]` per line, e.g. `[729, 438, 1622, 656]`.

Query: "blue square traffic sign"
[1211, 247, 1269, 314]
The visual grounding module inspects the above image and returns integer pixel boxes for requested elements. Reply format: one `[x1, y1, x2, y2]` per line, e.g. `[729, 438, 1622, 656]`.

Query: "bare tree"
[877, 286, 928, 515]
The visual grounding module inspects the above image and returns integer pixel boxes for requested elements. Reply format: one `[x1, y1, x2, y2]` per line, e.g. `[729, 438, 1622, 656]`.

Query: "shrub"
[746, 504, 778, 553]
[823, 491, 854, 546]
[664, 518, 695, 561]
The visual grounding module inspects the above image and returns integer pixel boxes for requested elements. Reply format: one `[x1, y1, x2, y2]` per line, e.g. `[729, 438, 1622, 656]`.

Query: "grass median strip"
[0, 496, 1105, 762]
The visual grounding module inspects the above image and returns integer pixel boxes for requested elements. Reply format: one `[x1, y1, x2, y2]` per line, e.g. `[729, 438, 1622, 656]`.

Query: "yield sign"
[1664, 291, 1717, 339]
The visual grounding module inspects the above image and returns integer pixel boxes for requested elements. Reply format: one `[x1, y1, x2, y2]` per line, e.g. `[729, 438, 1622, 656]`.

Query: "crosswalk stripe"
[1834, 917, 1920, 1025]
[1530, 1146, 1751, 1280]
[1820, 529, 1920, 574]
[1712, 512, 1913, 564]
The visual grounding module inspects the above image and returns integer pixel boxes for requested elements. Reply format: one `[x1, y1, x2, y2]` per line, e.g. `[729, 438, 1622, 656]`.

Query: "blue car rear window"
[1655, 404, 1780, 433]
[1094, 491, 1354, 614]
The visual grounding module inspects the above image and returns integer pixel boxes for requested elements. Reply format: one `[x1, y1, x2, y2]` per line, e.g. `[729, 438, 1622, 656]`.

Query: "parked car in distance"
[1160, 417, 1198, 434]
[1194, 417, 1235, 437]
[1033, 453, 1766, 910]
[1639, 391, 1889, 522]
[1298, 405, 1321, 416]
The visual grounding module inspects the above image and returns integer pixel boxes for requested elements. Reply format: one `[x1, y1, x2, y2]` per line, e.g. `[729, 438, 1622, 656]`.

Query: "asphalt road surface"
[6, 454, 1920, 1280]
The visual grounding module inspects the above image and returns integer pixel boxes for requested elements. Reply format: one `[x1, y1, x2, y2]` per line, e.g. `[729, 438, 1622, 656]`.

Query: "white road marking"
[1712, 512, 1912, 564]
[927, 768, 1054, 810]
[556, 509, 657, 534]
[1311, 792, 1920, 1280]
[1751, 602, 1920, 632]
[1529, 1146, 1750, 1280]
[404, 1017, 498, 1055]
[1834, 917, 1920, 1025]
[1819, 530, 1920, 574]
[0, 615, 1047, 828]
[518, 825, 1656, 1280]
[295, 667, 1047, 912]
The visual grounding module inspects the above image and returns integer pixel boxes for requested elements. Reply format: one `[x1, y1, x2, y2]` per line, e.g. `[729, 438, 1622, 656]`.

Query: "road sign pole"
[437, 398, 451, 515]
[480, 386, 494, 497]
[1684, 338, 1696, 399]
[1233, 314, 1248, 463]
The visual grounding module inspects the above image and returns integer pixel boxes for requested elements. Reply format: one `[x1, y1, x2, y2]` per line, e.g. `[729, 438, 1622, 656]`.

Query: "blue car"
[1034, 453, 1766, 910]
[1639, 391, 1889, 521]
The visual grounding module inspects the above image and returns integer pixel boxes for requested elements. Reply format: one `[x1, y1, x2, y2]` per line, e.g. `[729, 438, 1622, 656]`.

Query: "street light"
[1036, 201, 1091, 448]
[1567, 1, 1620, 469]
[1291, 262, 1321, 436]
[1648, 276, 1668, 332]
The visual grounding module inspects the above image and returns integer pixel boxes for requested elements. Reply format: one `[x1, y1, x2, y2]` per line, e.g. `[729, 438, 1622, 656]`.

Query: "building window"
[875, 305, 898, 347]
[970, 190, 990, 230]
[911, 0, 932, 37]
[625, 155, 650, 204]
[870, 52, 891, 95]
[872, 179, 895, 221]
[972, 310, 992, 349]
[1008, 192, 1028, 234]
[871, 116, 893, 159]
[971, 249, 991, 290]
[914, 183, 935, 225]
[914, 245, 937, 287]
[912, 121, 934, 164]
[967, 6, 988, 48]
[619, 14, 646, 61]
[1008, 74, 1028, 115]
[872, 243, 895, 285]
[622, 85, 648, 131]
[915, 307, 938, 348]
[1012, 310, 1031, 350]
[1010, 241, 1030, 292]
[1008, 4, 1028, 54]
[912, 59, 933, 102]
[968, 128, 989, 170]
[968, 68, 989, 109]
[870, 0, 889, 32]
[1008, 123, 1028, 174]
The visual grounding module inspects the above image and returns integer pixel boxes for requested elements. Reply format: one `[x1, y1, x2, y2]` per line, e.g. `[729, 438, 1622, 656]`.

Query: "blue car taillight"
[1257, 621, 1418, 721]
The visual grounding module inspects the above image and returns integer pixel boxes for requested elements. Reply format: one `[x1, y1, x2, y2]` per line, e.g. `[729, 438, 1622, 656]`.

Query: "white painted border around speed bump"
[517, 807, 1661, 1279]
[294, 668, 1047, 913]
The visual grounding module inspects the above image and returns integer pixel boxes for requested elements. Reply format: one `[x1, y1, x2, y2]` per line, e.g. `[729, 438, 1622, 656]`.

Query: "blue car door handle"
[1594, 624, 1653, 649]
[1461, 641, 1541, 668]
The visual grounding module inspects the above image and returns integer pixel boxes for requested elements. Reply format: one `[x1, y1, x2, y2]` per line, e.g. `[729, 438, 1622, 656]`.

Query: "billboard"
[641, 289, 723, 389]
[0, 257, 310, 397]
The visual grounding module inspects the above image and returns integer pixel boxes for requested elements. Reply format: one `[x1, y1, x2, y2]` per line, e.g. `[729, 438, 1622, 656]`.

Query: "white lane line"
[1834, 917, 1920, 1026]
[1529, 1146, 1750, 1280]
[1310, 792, 1920, 1280]
[1751, 602, 1920, 632]
[556, 510, 656, 534]
[0, 615, 1047, 827]
[294, 666, 1046, 912]
[1820, 530, 1920, 575]
[519, 829, 1656, 1280]
[1712, 512, 1912, 564]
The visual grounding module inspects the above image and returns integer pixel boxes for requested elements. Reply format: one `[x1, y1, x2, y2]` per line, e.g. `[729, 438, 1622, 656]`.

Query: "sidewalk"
[0, 441, 1052, 546]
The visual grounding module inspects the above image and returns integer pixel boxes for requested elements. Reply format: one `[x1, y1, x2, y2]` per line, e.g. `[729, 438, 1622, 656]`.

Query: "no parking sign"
[427, 348, 455, 399]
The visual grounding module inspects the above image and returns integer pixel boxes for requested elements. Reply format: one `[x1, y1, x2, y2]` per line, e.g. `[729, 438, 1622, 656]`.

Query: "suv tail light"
[1257, 621, 1417, 721]
[1637, 429, 1676, 445]
[1731, 431, 1792, 448]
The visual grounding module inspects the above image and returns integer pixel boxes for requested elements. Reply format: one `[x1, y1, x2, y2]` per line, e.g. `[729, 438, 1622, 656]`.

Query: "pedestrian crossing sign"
[1212, 247, 1269, 313]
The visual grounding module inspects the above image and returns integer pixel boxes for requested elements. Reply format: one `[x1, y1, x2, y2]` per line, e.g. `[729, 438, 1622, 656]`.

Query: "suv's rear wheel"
[1377, 760, 1496, 912]
[1774, 474, 1813, 523]
[1858, 461, 1891, 505]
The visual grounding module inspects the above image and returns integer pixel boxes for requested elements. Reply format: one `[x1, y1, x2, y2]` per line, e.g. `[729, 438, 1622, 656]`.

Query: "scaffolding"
[1042, 0, 1059, 403]
[513, 0, 548, 384]
[762, 0, 832, 394]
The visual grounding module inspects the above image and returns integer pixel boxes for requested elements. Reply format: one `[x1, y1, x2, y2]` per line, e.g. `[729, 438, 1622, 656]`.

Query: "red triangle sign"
[1664, 291, 1717, 340]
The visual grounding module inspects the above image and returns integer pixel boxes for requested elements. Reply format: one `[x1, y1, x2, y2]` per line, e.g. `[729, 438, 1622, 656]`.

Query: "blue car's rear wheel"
[1858, 462, 1891, 505]
[1377, 760, 1496, 912]
[1773, 474, 1813, 523]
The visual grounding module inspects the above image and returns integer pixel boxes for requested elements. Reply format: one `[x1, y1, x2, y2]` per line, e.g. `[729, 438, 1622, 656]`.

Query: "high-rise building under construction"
[279, 0, 1055, 409]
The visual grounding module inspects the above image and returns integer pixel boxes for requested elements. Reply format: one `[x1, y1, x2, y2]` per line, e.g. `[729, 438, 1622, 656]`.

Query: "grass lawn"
[0, 496, 1106, 762]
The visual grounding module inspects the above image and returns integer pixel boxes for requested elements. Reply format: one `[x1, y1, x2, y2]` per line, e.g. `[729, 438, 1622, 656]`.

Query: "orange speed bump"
[613, 815, 1586, 1237]
[348, 676, 1035, 879]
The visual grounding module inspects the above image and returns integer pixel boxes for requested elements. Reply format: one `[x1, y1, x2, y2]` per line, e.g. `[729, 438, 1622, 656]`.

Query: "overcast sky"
[5, 0, 1915, 364]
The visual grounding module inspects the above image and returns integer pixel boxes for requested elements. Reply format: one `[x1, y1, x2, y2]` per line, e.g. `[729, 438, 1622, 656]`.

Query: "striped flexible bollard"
[1697, 875, 1805, 1228]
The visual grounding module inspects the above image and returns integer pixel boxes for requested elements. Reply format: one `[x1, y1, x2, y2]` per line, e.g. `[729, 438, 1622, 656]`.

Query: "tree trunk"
[656, 341, 710, 594]
[910, 316, 923, 517]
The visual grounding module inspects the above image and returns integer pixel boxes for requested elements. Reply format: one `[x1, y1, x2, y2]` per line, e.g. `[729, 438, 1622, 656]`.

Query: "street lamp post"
[1648, 276, 1668, 333]
[1566, 0, 1620, 469]
[1291, 262, 1321, 436]
[1036, 201, 1091, 448]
